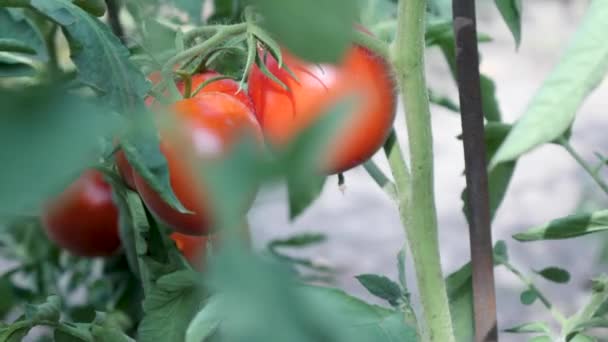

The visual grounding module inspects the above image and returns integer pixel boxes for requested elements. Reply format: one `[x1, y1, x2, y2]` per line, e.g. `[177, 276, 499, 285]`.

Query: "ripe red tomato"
[147, 70, 254, 112]
[248, 42, 396, 173]
[41, 170, 120, 257]
[170, 232, 213, 270]
[118, 71, 256, 189]
[133, 92, 262, 235]
[115, 150, 136, 189]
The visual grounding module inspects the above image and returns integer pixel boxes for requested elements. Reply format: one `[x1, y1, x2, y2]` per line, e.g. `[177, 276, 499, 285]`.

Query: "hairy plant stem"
[390, 0, 455, 340]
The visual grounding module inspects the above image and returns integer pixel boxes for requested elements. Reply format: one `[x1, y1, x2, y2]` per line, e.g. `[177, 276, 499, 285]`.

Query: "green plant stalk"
[390, 0, 454, 340]
[560, 139, 608, 196]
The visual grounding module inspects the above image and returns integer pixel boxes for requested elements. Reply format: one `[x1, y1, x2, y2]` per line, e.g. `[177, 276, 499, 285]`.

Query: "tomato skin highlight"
[133, 92, 262, 235]
[248, 43, 396, 174]
[41, 170, 121, 257]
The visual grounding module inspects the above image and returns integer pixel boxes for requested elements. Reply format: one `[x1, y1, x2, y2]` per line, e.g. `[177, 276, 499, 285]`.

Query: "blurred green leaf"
[29, 0, 149, 111]
[0, 88, 119, 216]
[528, 336, 553, 342]
[207, 0, 245, 24]
[446, 262, 474, 342]
[0, 39, 37, 55]
[355, 274, 403, 306]
[494, 0, 522, 48]
[535, 267, 570, 284]
[138, 271, 205, 342]
[480, 75, 502, 122]
[0, 9, 47, 60]
[513, 210, 608, 241]
[268, 233, 326, 248]
[172, 0, 202, 23]
[121, 114, 190, 214]
[504, 321, 550, 334]
[397, 249, 407, 290]
[520, 288, 538, 305]
[0, 322, 30, 342]
[254, 0, 357, 63]
[90, 324, 134, 342]
[25, 295, 61, 322]
[72, 0, 107, 17]
[185, 295, 223, 342]
[490, 0, 608, 168]
[205, 243, 416, 342]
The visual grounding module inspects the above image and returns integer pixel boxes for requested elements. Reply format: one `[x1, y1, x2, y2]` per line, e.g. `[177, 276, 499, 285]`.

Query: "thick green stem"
[390, 0, 455, 340]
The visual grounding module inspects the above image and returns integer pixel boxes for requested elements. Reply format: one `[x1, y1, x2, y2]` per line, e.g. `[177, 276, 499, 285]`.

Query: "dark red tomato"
[41, 170, 120, 257]
[248, 41, 396, 174]
[171, 232, 214, 270]
[115, 150, 136, 189]
[133, 92, 262, 235]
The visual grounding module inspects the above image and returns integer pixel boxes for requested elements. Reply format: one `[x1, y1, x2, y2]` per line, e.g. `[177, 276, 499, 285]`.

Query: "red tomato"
[170, 232, 213, 270]
[41, 170, 120, 257]
[118, 71, 255, 190]
[248, 42, 396, 173]
[147, 71, 254, 112]
[133, 92, 262, 235]
[115, 150, 136, 189]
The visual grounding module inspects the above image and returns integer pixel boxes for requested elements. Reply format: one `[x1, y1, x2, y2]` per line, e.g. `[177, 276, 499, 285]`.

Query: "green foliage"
[494, 0, 522, 48]
[253, 0, 357, 63]
[0, 88, 119, 216]
[491, 0, 608, 168]
[535, 267, 571, 284]
[356, 274, 403, 307]
[513, 210, 608, 241]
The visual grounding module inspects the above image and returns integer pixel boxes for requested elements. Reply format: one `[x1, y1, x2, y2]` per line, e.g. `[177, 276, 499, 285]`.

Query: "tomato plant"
[41, 170, 120, 257]
[133, 92, 262, 235]
[1, 0, 608, 341]
[248, 45, 396, 173]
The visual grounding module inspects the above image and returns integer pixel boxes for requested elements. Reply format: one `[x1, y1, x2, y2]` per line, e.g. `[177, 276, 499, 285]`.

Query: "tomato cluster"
[41, 29, 396, 264]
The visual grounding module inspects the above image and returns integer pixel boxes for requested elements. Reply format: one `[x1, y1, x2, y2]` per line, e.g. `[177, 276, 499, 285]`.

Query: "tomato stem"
[390, 0, 455, 340]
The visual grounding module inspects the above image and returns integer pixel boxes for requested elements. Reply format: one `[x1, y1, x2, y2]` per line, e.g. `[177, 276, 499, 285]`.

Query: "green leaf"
[480, 75, 502, 122]
[138, 271, 205, 342]
[0, 323, 30, 342]
[536, 267, 570, 284]
[268, 233, 326, 249]
[504, 321, 550, 334]
[121, 117, 191, 214]
[299, 286, 418, 341]
[185, 296, 224, 342]
[91, 324, 135, 342]
[286, 174, 326, 220]
[493, 240, 508, 264]
[494, 0, 522, 48]
[446, 262, 474, 342]
[513, 210, 608, 241]
[25, 295, 61, 323]
[254, 0, 357, 63]
[171, 0, 202, 23]
[207, 0, 245, 24]
[397, 249, 407, 290]
[0, 39, 37, 55]
[0, 9, 47, 61]
[490, 0, 608, 168]
[528, 336, 553, 342]
[0, 88, 119, 216]
[355, 274, 403, 306]
[29, 0, 149, 111]
[520, 289, 539, 305]
[72, 0, 106, 17]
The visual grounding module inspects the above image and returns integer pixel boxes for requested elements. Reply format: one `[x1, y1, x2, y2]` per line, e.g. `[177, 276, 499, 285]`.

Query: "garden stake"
[452, 0, 498, 341]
